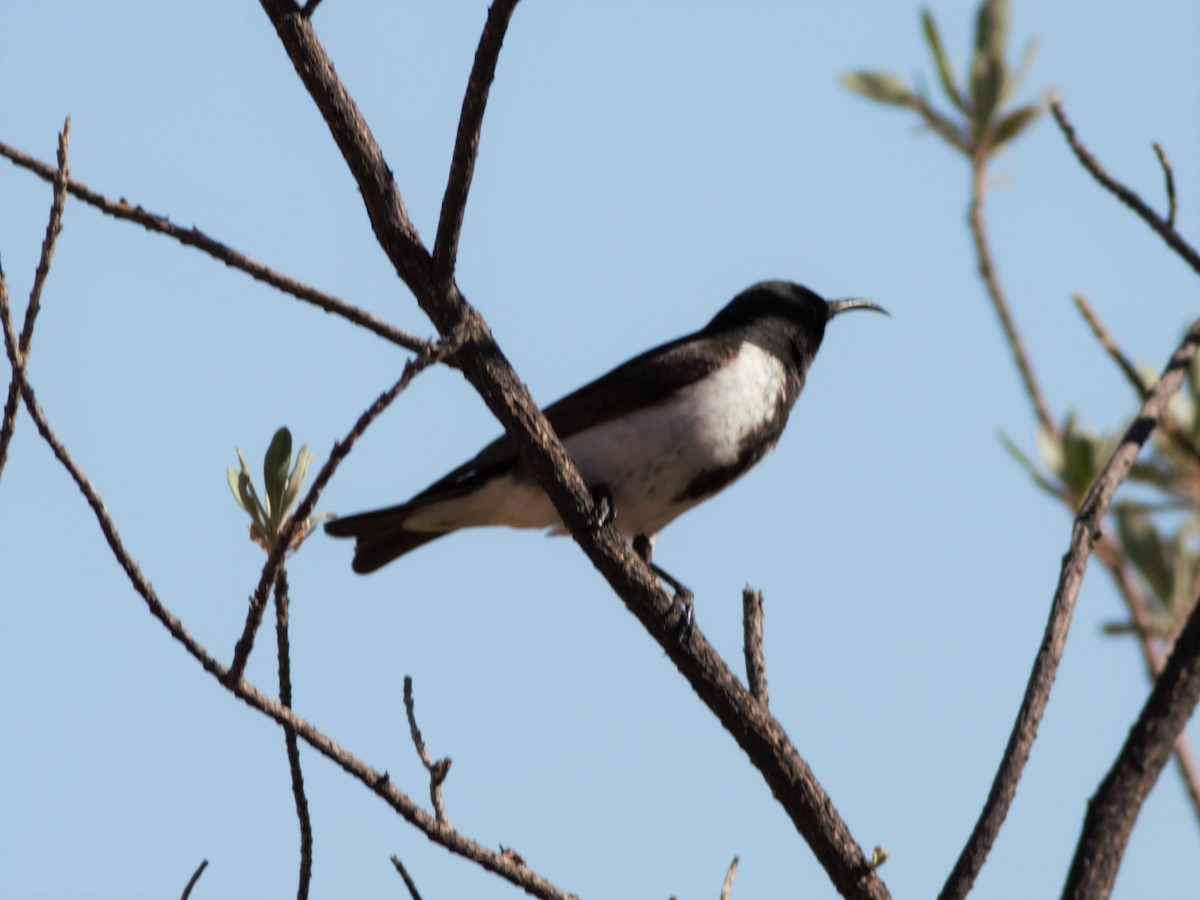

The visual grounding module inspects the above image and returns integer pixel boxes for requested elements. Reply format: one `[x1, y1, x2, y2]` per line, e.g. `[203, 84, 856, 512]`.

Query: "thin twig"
[1073, 292, 1200, 470]
[0, 119, 70, 476]
[0, 139, 431, 353]
[274, 567, 313, 900]
[403, 676, 451, 824]
[179, 859, 208, 900]
[391, 855, 424, 900]
[968, 162, 1058, 437]
[720, 856, 740, 900]
[1152, 142, 1178, 228]
[940, 314, 1200, 900]
[0, 272, 574, 899]
[742, 587, 768, 706]
[228, 337, 454, 683]
[432, 0, 519, 282]
[1050, 97, 1200, 276]
[1072, 293, 1146, 396]
[299, 0, 323, 18]
[1064, 582, 1200, 897]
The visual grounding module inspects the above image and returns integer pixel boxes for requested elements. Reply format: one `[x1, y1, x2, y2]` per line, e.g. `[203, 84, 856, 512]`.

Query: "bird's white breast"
[404, 341, 790, 539]
[564, 340, 789, 536]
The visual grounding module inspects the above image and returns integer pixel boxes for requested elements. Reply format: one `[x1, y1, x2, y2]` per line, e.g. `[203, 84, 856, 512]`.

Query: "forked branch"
[257, 0, 887, 895]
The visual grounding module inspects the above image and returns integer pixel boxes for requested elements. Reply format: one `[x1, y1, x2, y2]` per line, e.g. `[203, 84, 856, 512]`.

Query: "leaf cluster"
[227, 426, 322, 553]
[841, 0, 1042, 161]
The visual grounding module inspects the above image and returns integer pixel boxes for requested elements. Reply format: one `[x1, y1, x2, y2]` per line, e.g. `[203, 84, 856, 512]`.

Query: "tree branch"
[179, 859, 208, 900]
[403, 676, 451, 824]
[274, 567, 313, 900]
[0, 265, 576, 899]
[391, 855, 424, 900]
[742, 587, 768, 706]
[256, 2, 887, 895]
[940, 314, 1200, 900]
[1050, 97, 1200, 276]
[0, 118, 70, 477]
[968, 162, 1057, 437]
[1094, 534, 1200, 823]
[0, 138, 430, 352]
[432, 0, 519, 282]
[1064, 586, 1200, 897]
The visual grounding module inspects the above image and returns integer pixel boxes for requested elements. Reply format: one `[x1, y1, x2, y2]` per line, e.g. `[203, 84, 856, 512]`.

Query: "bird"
[326, 280, 885, 592]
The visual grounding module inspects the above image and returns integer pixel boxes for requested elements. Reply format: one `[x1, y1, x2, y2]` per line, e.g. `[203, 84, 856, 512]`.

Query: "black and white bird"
[326, 280, 885, 587]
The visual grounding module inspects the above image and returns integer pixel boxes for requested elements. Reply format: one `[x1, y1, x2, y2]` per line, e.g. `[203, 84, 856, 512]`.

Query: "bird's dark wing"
[324, 329, 736, 571]
[405, 329, 735, 502]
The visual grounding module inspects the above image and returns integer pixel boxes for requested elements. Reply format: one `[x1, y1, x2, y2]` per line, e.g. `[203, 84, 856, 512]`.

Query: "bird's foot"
[650, 561, 695, 640]
[590, 484, 615, 531]
[669, 585, 695, 639]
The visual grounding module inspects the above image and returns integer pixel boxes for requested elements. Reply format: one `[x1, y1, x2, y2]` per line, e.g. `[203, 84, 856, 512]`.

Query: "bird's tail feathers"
[324, 504, 449, 574]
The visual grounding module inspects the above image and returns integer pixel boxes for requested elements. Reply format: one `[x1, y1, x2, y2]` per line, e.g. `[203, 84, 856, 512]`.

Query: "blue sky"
[2, 1, 1199, 897]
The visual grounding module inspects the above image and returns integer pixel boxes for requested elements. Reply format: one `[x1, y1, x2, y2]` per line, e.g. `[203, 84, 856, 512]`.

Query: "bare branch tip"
[179, 859, 209, 900]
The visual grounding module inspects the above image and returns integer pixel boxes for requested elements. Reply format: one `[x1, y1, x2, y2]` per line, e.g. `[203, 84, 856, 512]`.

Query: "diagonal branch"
[0, 139, 430, 352]
[432, 0, 519, 281]
[940, 314, 1200, 900]
[1050, 97, 1200, 276]
[0, 118, 70, 476]
[1064, 584, 1200, 897]
[257, 2, 887, 896]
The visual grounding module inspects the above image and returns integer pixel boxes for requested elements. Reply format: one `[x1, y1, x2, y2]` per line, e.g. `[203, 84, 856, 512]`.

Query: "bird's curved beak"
[827, 298, 889, 319]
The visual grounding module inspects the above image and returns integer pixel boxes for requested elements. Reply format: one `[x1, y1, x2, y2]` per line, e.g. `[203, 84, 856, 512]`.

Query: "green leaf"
[998, 431, 1062, 500]
[1001, 37, 1038, 105]
[974, 0, 1010, 65]
[227, 467, 246, 512]
[1034, 423, 1064, 480]
[969, 52, 1005, 134]
[990, 103, 1042, 153]
[1115, 504, 1174, 605]
[280, 444, 314, 522]
[1169, 528, 1199, 618]
[263, 427, 292, 522]
[1059, 416, 1104, 498]
[839, 72, 918, 108]
[921, 9, 967, 114]
[969, 0, 1010, 132]
[914, 99, 973, 155]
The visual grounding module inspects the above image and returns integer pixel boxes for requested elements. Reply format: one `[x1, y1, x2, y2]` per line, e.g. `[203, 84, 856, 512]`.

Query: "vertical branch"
[274, 567, 313, 900]
[1152, 142, 1178, 228]
[0, 117, 70, 476]
[968, 161, 1057, 437]
[403, 676, 451, 824]
[742, 587, 769, 706]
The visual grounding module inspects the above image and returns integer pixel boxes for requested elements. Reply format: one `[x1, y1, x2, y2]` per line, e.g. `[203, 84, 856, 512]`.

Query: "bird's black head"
[702, 280, 886, 373]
